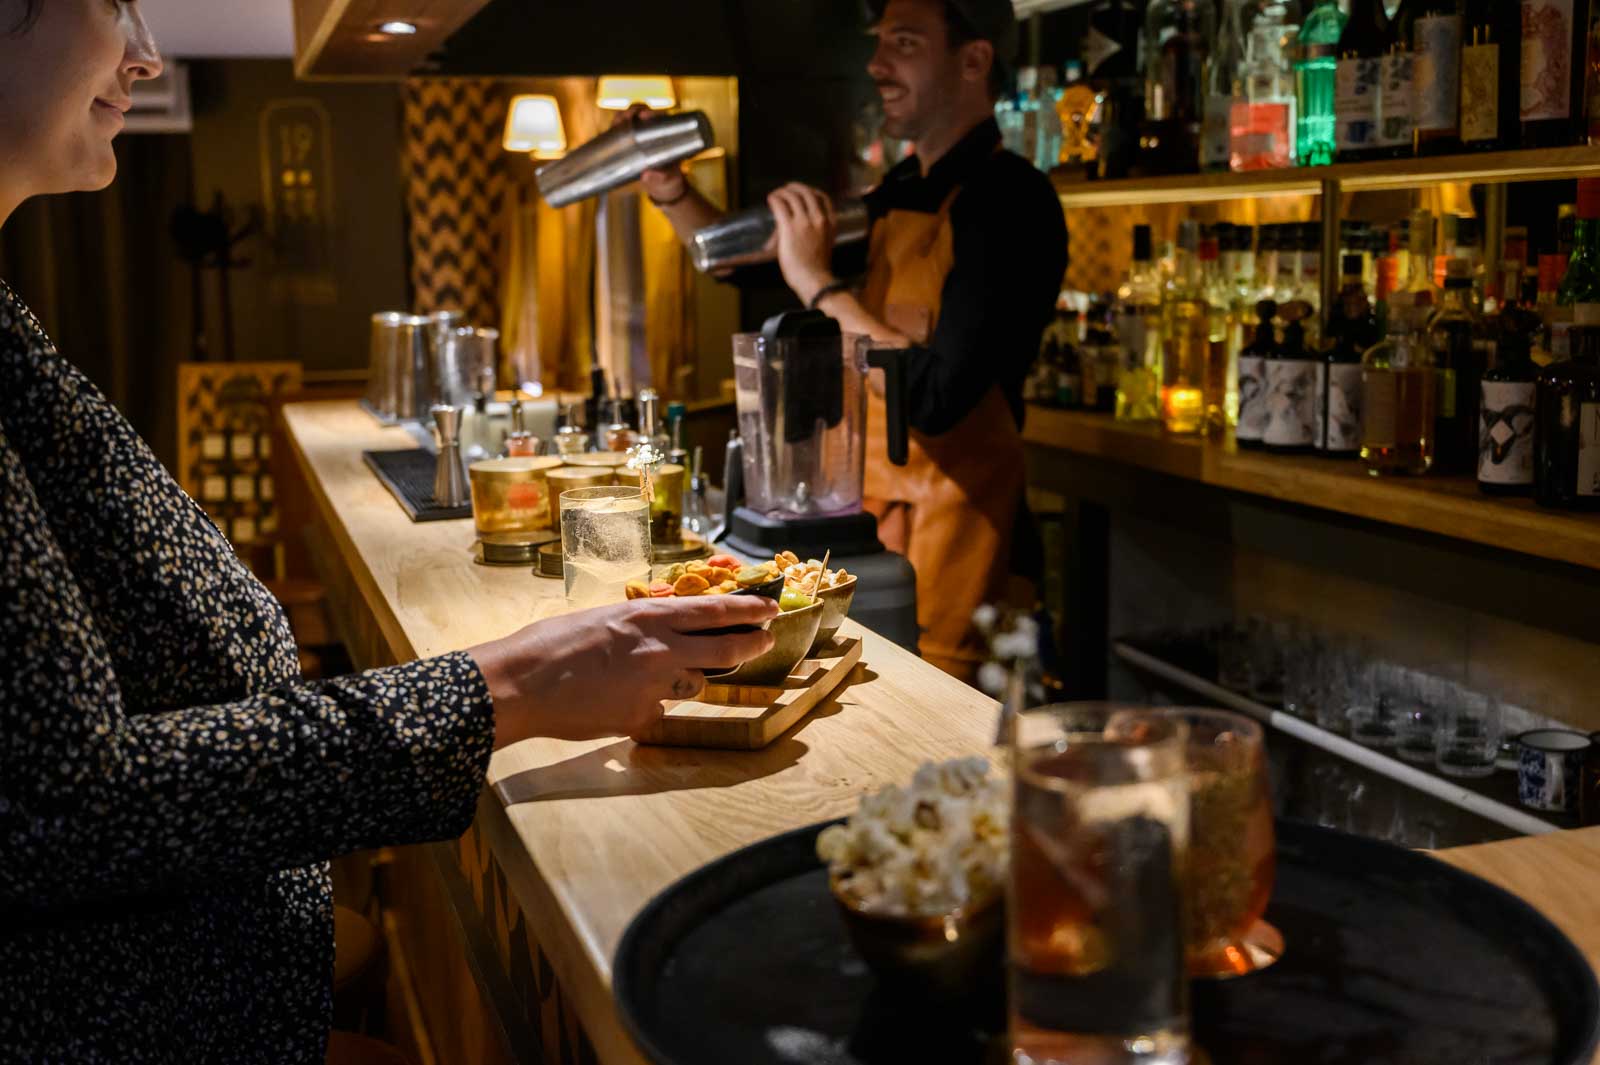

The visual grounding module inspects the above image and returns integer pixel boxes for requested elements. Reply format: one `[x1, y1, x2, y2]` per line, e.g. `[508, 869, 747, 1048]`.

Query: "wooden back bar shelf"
[1024, 406, 1600, 574]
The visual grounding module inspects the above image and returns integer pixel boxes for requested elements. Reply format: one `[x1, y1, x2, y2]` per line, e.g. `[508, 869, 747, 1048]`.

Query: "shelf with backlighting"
[1051, 144, 1600, 208]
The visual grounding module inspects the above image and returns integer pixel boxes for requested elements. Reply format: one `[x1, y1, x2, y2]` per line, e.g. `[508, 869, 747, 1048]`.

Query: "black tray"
[614, 820, 1599, 1065]
[363, 448, 471, 522]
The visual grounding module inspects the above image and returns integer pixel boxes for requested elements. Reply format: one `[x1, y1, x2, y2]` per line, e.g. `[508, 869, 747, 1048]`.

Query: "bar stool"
[324, 1030, 412, 1065]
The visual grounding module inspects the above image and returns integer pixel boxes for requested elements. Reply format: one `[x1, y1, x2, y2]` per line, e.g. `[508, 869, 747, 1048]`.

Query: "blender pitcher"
[732, 310, 908, 520]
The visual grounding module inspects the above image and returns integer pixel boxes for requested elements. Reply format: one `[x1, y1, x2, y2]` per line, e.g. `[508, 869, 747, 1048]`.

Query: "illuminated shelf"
[1052, 144, 1600, 208]
[1023, 406, 1600, 574]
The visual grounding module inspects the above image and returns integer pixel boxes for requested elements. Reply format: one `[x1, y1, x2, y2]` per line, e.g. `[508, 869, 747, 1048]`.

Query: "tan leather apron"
[861, 183, 1027, 683]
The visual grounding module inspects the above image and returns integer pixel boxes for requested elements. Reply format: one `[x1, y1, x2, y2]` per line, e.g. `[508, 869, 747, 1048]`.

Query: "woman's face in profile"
[0, 0, 162, 200]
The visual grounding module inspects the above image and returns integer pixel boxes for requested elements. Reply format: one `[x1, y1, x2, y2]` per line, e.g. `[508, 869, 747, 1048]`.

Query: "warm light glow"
[376, 20, 418, 35]
[596, 76, 676, 112]
[503, 94, 567, 156]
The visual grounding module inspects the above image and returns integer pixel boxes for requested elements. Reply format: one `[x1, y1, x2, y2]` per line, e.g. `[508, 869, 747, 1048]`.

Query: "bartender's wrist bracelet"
[808, 279, 850, 309]
[647, 182, 690, 208]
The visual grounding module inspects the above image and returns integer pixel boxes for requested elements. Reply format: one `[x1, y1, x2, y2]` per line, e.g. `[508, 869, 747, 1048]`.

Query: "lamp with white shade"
[503, 94, 567, 158]
[595, 76, 676, 112]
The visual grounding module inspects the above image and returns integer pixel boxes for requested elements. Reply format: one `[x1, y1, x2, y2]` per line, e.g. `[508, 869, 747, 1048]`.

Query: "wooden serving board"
[636, 637, 864, 750]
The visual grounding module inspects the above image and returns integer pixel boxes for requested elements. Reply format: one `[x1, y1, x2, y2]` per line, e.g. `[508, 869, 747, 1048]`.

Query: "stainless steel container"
[365, 312, 432, 423]
[690, 198, 871, 274]
[536, 111, 714, 209]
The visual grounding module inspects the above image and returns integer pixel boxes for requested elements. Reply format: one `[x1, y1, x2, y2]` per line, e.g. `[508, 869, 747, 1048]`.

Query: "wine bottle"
[1323, 254, 1374, 457]
[1479, 306, 1540, 495]
[1337, 0, 1392, 161]
[1521, 0, 1590, 147]
[1412, 0, 1464, 155]
[1376, 0, 1420, 157]
[1428, 259, 1487, 474]
[1534, 323, 1600, 508]
[1264, 303, 1324, 453]
[1205, 0, 1250, 171]
[1237, 299, 1278, 449]
[1460, 0, 1522, 150]
[1084, 0, 1147, 180]
[1141, 0, 1215, 175]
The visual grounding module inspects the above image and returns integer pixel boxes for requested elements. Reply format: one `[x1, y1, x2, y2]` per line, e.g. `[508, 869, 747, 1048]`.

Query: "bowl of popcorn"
[775, 551, 857, 651]
[815, 757, 1009, 1000]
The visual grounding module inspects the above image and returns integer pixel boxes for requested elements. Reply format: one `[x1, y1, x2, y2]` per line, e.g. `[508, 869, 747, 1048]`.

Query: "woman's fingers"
[667, 669, 707, 702]
[649, 594, 779, 632]
[677, 628, 778, 670]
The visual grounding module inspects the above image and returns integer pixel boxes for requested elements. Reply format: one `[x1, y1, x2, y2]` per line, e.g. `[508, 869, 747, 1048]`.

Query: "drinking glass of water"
[1010, 704, 1192, 1065]
[560, 486, 651, 609]
[1434, 686, 1503, 779]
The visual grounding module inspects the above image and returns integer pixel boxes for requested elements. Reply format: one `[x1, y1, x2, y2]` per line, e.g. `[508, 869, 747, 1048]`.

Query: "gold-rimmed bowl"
[830, 877, 1004, 1002]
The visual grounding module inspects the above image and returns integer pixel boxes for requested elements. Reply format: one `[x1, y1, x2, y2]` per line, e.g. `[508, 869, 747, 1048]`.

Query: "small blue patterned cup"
[1516, 729, 1594, 814]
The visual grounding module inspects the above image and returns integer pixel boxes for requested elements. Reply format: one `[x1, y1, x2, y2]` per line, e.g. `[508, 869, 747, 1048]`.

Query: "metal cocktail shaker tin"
[689, 199, 871, 274]
[536, 111, 714, 208]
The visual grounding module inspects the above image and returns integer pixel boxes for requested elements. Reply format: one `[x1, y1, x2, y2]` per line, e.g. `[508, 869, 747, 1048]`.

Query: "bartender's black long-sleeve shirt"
[737, 119, 1067, 436]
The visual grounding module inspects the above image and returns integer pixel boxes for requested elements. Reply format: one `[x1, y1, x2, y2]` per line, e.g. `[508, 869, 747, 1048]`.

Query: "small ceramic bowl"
[705, 600, 823, 686]
[689, 574, 785, 638]
[807, 575, 858, 651]
[830, 877, 1004, 1002]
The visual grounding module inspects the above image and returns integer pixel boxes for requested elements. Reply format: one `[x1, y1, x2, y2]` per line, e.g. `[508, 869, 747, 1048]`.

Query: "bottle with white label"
[1411, 0, 1463, 154]
[1322, 255, 1375, 456]
[1264, 306, 1324, 452]
[1521, 0, 1586, 147]
[1459, 0, 1519, 151]
[1479, 308, 1540, 495]
[1535, 323, 1600, 509]
[1237, 299, 1278, 448]
[1204, 0, 1249, 171]
[1336, 0, 1391, 161]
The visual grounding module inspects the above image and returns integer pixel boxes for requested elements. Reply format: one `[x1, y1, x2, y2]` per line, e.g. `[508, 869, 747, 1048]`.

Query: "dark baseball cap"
[865, 0, 1021, 67]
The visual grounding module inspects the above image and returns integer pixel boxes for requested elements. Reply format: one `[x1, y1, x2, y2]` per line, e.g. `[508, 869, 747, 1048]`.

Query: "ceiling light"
[377, 20, 419, 36]
[596, 76, 676, 112]
[503, 94, 567, 156]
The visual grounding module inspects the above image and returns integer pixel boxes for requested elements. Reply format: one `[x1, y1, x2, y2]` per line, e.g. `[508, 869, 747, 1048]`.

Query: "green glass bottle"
[1296, 0, 1349, 166]
[1559, 179, 1600, 325]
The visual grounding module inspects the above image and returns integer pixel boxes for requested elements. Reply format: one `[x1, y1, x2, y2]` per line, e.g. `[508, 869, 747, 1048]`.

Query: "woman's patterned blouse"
[0, 280, 496, 1063]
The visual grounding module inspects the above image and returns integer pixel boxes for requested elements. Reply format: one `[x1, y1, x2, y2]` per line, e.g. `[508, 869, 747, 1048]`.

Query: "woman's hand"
[615, 103, 688, 203]
[470, 596, 778, 747]
[768, 183, 839, 307]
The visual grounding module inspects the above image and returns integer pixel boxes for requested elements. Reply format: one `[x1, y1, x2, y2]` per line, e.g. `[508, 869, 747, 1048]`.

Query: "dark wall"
[187, 61, 409, 374]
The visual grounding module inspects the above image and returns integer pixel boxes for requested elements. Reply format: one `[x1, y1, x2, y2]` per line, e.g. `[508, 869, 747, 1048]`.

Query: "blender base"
[723, 507, 920, 654]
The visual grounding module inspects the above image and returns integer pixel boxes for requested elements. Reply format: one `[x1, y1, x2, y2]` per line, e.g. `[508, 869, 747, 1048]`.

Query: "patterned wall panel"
[403, 80, 509, 329]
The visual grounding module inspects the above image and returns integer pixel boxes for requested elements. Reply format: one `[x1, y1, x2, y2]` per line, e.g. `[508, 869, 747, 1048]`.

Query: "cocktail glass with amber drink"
[1009, 704, 1193, 1065]
[1114, 707, 1276, 979]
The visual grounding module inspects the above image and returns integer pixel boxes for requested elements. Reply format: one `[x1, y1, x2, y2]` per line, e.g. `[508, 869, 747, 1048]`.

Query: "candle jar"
[612, 463, 686, 545]
[545, 466, 615, 532]
[469, 457, 564, 538]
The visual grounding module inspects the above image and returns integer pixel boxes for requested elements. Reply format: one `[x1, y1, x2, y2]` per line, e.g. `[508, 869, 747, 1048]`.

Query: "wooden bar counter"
[284, 400, 1600, 1065]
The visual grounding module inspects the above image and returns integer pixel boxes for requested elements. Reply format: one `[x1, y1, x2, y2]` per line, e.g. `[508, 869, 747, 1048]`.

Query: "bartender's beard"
[876, 70, 957, 143]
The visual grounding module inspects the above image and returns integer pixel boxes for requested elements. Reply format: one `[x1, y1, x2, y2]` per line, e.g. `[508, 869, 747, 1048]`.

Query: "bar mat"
[363, 449, 472, 522]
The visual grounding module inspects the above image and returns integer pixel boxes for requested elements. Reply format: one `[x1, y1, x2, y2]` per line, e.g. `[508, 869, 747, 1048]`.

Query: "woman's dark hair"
[11, 0, 44, 34]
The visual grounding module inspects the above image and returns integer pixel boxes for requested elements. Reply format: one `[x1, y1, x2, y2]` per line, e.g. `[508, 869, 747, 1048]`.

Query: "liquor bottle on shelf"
[1542, 253, 1575, 363]
[1083, 0, 1147, 180]
[1298, 222, 1325, 325]
[1496, 225, 1531, 311]
[1362, 291, 1436, 476]
[1403, 208, 1438, 310]
[1534, 323, 1600, 509]
[1337, 0, 1392, 161]
[997, 68, 1033, 156]
[1411, 0, 1464, 155]
[1223, 223, 1257, 424]
[1455, 215, 1485, 301]
[1459, 0, 1520, 151]
[1323, 254, 1376, 457]
[1521, 0, 1590, 147]
[1205, 0, 1250, 172]
[1375, 0, 1420, 158]
[1141, 0, 1214, 175]
[1297, 0, 1349, 165]
[1559, 178, 1600, 323]
[1034, 67, 1065, 170]
[1233, 3, 1299, 170]
[1264, 302, 1324, 452]
[1237, 299, 1278, 449]
[1479, 305, 1541, 495]
[1084, 302, 1123, 412]
[1428, 259, 1488, 475]
[1200, 227, 1233, 433]
[1116, 224, 1165, 422]
[1162, 220, 1209, 433]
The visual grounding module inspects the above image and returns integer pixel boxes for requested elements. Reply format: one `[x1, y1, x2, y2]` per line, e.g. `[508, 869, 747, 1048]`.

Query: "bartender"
[639, 0, 1067, 682]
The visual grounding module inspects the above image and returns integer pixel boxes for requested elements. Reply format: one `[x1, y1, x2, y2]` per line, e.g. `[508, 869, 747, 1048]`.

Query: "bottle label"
[1325, 363, 1365, 451]
[1237, 354, 1268, 440]
[1362, 369, 1398, 444]
[1414, 15, 1463, 132]
[1264, 358, 1321, 446]
[1083, 24, 1123, 76]
[1582, 402, 1600, 495]
[1336, 57, 1382, 151]
[1478, 380, 1536, 484]
[1460, 43, 1500, 143]
[1521, 0, 1575, 122]
[1377, 53, 1417, 147]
